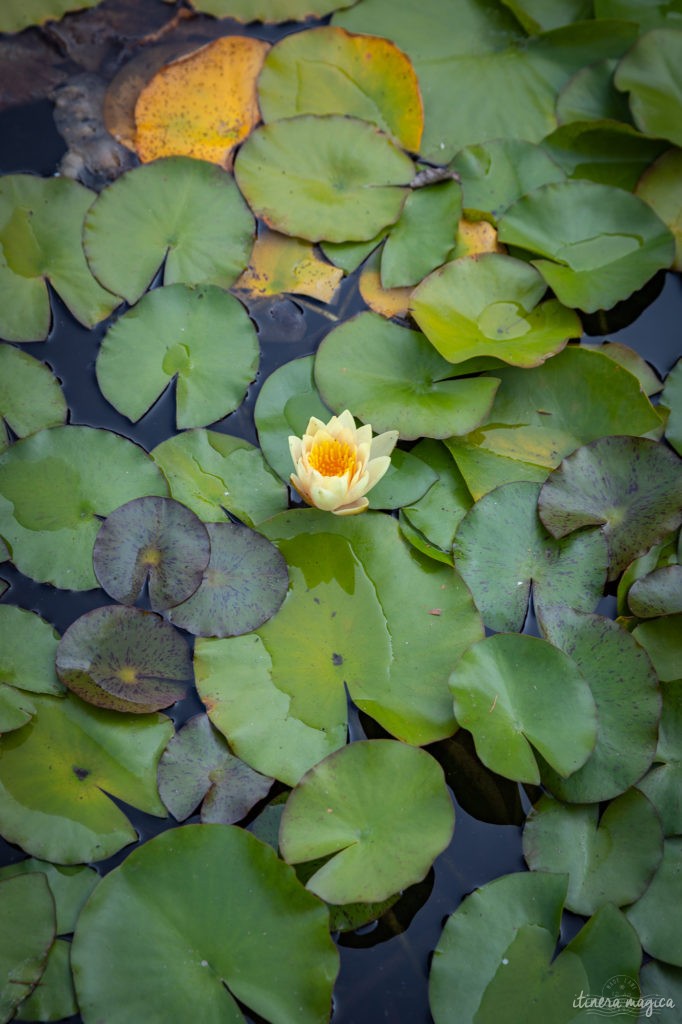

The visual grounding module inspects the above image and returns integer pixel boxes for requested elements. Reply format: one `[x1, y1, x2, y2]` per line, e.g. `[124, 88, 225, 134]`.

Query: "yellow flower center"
[308, 439, 357, 477]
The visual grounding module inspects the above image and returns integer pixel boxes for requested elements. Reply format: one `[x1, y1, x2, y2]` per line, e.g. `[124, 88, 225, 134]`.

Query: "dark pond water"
[0, 78, 680, 1024]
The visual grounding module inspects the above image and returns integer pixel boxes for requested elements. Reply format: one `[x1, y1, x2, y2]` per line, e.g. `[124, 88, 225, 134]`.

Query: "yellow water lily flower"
[289, 410, 398, 516]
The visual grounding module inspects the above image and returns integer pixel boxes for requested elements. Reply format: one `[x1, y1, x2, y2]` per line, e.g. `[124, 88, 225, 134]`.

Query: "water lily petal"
[370, 429, 399, 459]
[335, 496, 370, 516]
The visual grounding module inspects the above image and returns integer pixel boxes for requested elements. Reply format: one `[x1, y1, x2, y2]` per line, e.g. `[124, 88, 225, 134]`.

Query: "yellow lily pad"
[234, 227, 343, 302]
[453, 219, 506, 259]
[134, 36, 270, 170]
[359, 252, 411, 319]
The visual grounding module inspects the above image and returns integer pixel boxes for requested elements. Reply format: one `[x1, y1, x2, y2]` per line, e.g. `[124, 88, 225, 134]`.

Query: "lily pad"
[0, 859, 99, 934]
[638, 961, 682, 1023]
[500, 0, 594, 33]
[626, 838, 682, 965]
[637, 149, 682, 273]
[0, 692, 172, 863]
[0, 605, 62, 695]
[166, 522, 289, 638]
[157, 714, 273, 823]
[556, 57, 633, 123]
[134, 36, 270, 169]
[314, 312, 500, 440]
[0, 0, 101, 32]
[280, 740, 454, 904]
[56, 606, 192, 714]
[0, 425, 168, 590]
[366, 448, 438, 511]
[539, 607, 661, 802]
[449, 633, 598, 785]
[93, 496, 210, 610]
[586, 339, 663, 396]
[152, 429, 288, 528]
[410, 253, 581, 367]
[445, 438, 550, 501]
[0, 685, 36, 733]
[96, 284, 259, 428]
[498, 180, 675, 312]
[71, 825, 338, 1024]
[523, 789, 663, 915]
[15, 939, 77, 1023]
[453, 481, 608, 633]
[0, 873, 54, 1024]
[628, 566, 682, 617]
[83, 157, 255, 305]
[380, 179, 462, 288]
[661, 358, 682, 454]
[449, 138, 565, 220]
[0, 345, 66, 453]
[595, 0, 682, 30]
[538, 436, 682, 579]
[614, 28, 682, 146]
[638, 680, 682, 835]
[0, 175, 119, 342]
[541, 119, 668, 190]
[633, 614, 682, 682]
[400, 439, 473, 563]
[234, 227, 343, 303]
[183, 0, 356, 20]
[357, 253, 412, 319]
[233, 115, 414, 243]
[257, 25, 423, 152]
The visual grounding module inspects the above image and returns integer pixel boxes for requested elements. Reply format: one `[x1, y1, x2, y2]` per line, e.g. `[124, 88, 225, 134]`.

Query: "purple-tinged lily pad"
[56, 606, 192, 714]
[628, 565, 682, 618]
[167, 522, 289, 638]
[539, 436, 682, 580]
[158, 714, 273, 824]
[93, 497, 210, 611]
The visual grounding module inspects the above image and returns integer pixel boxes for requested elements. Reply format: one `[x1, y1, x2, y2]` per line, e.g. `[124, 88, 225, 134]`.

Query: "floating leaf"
[184, 0, 357, 20]
[556, 57, 632, 123]
[453, 481, 608, 632]
[639, 961, 682, 1022]
[0, 692, 172, 863]
[56, 606, 192, 714]
[83, 157, 254, 306]
[96, 284, 259, 428]
[166, 522, 289, 638]
[93, 497, 210, 610]
[358, 252, 411, 318]
[629, 566, 682, 617]
[0, 345, 66, 453]
[258, 26, 423, 152]
[539, 607, 660, 802]
[71, 825, 339, 1024]
[314, 312, 499, 440]
[449, 633, 598, 785]
[595, 0, 682, 31]
[638, 680, 682, 836]
[445, 438, 549, 501]
[0, 0, 101, 33]
[626, 838, 682, 965]
[523, 789, 663, 915]
[498, 180, 675, 312]
[0, 859, 99, 934]
[634, 614, 682, 682]
[541, 119, 668, 190]
[637, 149, 682, 272]
[0, 685, 35, 734]
[15, 939, 76, 1023]
[366, 448, 438, 511]
[152, 429, 288, 528]
[449, 138, 565, 220]
[0, 426, 168, 590]
[499, 0, 594, 33]
[451, 218, 506, 259]
[586, 339, 663, 396]
[134, 36, 270, 169]
[280, 740, 454, 904]
[0, 874, 54, 1024]
[614, 28, 682, 146]
[0, 606, 62, 696]
[538, 436, 682, 579]
[411, 253, 581, 367]
[234, 115, 414, 243]
[321, 229, 387, 274]
[400, 440, 473, 563]
[158, 714, 273, 823]
[661, 358, 682, 454]
[0, 175, 118, 342]
[234, 227, 343, 302]
[380, 180, 462, 288]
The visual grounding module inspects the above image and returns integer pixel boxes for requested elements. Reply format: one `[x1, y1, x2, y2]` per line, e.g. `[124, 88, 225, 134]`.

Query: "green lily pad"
[0, 606, 62, 696]
[638, 961, 682, 1023]
[498, 180, 675, 312]
[0, 873, 54, 1024]
[0, 859, 99, 934]
[380, 180, 462, 288]
[445, 437, 550, 500]
[71, 825, 338, 1024]
[614, 28, 682, 147]
[152, 429, 288, 528]
[523, 789, 663, 915]
[638, 680, 682, 835]
[314, 312, 499, 440]
[564, 903, 642, 1013]
[449, 633, 598, 785]
[539, 607, 661, 802]
[56, 606, 192, 714]
[233, 115, 414, 243]
[637, 149, 682, 273]
[280, 740, 454, 904]
[499, 0, 593, 32]
[661, 358, 682, 454]
[157, 714, 273, 823]
[0, 175, 118, 343]
[449, 139, 566, 220]
[0, 0, 101, 33]
[626, 838, 682, 965]
[184, 0, 356, 20]
[596, 0, 682, 30]
[0, 426, 168, 591]
[0, 692, 172, 863]
[321, 229, 388, 273]
[0, 345, 66, 453]
[556, 57, 633, 123]
[97, 284, 259, 428]
[93, 496, 210, 610]
[365, 448, 438, 511]
[166, 522, 289, 638]
[400, 439, 473, 563]
[83, 157, 254, 306]
[411, 253, 581, 367]
[453, 481, 608, 632]
[538, 436, 682, 579]
[0, 685, 36, 733]
[15, 939, 77, 1023]
[629, 566, 682, 617]
[587, 339, 663, 396]
[541, 119, 668, 190]
[633, 614, 682, 682]
[617, 536, 678, 616]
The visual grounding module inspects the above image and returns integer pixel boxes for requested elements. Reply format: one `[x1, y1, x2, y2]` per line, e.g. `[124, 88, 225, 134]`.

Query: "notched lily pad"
[166, 522, 289, 638]
[93, 496, 210, 610]
[56, 606, 192, 714]
[0, 345, 66, 453]
[626, 837, 682, 966]
[449, 138, 566, 220]
[234, 227, 343, 303]
[0, 873, 55, 1024]
[0, 684, 36, 733]
[628, 565, 682, 618]
[380, 179, 462, 288]
[0, 605, 62, 696]
[614, 28, 682, 147]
